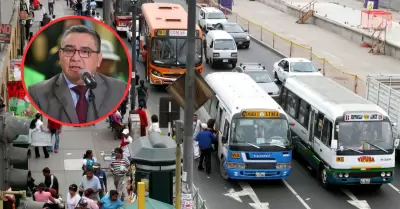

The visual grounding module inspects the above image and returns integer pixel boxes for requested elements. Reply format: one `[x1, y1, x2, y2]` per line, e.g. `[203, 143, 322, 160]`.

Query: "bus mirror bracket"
[394, 138, 399, 148]
[331, 139, 338, 149]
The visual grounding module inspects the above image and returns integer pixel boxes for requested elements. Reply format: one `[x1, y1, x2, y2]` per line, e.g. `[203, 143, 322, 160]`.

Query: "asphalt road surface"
[120, 1, 400, 209]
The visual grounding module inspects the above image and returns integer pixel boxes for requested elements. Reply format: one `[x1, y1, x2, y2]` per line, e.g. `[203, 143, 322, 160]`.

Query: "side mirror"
[331, 139, 338, 149]
[394, 138, 399, 148]
[318, 68, 321, 71]
[225, 16, 228, 19]
[222, 136, 228, 144]
[244, 29, 248, 32]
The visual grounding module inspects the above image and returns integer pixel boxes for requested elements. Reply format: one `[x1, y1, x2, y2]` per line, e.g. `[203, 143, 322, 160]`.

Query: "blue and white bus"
[197, 72, 293, 180]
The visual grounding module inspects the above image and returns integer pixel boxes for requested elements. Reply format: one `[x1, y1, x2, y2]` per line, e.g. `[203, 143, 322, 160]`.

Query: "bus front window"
[231, 118, 291, 147]
[337, 121, 393, 151]
[151, 38, 202, 67]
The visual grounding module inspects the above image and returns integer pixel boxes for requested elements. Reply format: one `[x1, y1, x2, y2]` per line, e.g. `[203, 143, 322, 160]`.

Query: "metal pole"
[168, 101, 171, 136]
[130, 2, 137, 113]
[0, 0, 3, 51]
[103, 0, 110, 25]
[175, 120, 183, 209]
[182, 0, 196, 195]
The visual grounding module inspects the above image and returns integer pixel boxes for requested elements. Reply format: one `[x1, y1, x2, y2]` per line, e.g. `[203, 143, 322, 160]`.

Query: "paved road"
[126, 0, 400, 208]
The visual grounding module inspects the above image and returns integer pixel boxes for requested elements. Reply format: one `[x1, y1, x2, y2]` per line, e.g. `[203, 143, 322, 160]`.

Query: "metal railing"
[192, 183, 208, 209]
[204, 0, 366, 97]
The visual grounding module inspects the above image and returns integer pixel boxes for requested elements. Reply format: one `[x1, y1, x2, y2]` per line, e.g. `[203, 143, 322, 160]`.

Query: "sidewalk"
[229, 0, 400, 81]
[31, 0, 74, 33]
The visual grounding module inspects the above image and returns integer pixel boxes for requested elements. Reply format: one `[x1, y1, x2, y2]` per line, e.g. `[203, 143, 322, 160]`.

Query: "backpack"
[82, 158, 95, 170]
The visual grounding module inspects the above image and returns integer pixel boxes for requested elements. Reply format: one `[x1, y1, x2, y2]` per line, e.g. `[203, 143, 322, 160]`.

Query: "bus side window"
[298, 99, 310, 129]
[321, 118, 333, 146]
[279, 87, 288, 109]
[215, 108, 223, 131]
[222, 119, 230, 143]
[314, 113, 324, 139]
[209, 98, 219, 119]
[286, 91, 299, 118]
[203, 98, 212, 113]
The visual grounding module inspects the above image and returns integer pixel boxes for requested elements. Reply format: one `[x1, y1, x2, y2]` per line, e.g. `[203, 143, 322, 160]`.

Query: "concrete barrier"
[255, 0, 400, 60]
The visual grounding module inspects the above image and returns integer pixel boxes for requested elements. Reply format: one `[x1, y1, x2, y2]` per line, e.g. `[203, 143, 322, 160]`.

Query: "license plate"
[360, 178, 370, 184]
[256, 172, 265, 177]
[223, 59, 228, 62]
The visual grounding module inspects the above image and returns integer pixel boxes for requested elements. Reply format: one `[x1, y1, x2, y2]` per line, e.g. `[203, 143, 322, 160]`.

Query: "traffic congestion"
[116, 0, 400, 208]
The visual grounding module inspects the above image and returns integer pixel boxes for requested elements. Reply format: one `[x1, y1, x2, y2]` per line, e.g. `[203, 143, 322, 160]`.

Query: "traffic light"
[0, 111, 32, 191]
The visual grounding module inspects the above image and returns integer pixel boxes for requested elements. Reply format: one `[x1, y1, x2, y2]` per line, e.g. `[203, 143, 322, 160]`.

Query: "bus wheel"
[220, 158, 230, 180]
[318, 166, 331, 189]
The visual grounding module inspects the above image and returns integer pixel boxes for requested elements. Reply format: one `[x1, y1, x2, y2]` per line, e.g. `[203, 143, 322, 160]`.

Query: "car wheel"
[318, 166, 331, 190]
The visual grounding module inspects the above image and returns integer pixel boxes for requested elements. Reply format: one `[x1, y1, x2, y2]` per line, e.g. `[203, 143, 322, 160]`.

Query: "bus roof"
[141, 3, 201, 31]
[285, 76, 388, 118]
[205, 72, 286, 116]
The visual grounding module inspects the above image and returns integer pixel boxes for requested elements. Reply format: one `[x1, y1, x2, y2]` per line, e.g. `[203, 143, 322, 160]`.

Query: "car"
[198, 7, 228, 31]
[126, 20, 139, 42]
[213, 22, 250, 48]
[273, 58, 323, 83]
[233, 63, 280, 97]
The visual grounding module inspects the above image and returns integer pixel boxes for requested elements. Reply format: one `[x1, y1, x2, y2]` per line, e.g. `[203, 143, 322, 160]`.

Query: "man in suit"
[28, 25, 127, 125]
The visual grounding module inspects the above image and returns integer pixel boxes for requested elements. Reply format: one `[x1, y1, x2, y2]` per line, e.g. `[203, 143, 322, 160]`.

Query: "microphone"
[80, 69, 97, 89]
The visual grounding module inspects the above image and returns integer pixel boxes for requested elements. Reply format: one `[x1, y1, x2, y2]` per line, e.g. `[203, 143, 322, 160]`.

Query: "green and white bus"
[278, 76, 399, 189]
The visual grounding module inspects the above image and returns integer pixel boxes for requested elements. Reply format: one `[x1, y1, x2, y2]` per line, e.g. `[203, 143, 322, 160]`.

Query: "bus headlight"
[231, 53, 237, 57]
[344, 173, 349, 178]
[276, 163, 291, 169]
[151, 69, 162, 77]
[226, 162, 245, 169]
[381, 172, 386, 177]
[338, 173, 343, 178]
[213, 53, 219, 57]
[386, 172, 392, 177]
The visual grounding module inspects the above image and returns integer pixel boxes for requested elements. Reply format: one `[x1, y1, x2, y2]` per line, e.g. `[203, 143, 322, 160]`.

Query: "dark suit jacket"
[28, 73, 127, 124]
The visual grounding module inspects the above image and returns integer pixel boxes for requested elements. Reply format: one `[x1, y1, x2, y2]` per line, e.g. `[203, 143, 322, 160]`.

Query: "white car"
[273, 58, 322, 83]
[198, 7, 228, 31]
[126, 20, 139, 42]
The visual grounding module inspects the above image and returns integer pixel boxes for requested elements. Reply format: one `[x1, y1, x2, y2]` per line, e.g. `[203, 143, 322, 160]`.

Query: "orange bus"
[139, 3, 203, 85]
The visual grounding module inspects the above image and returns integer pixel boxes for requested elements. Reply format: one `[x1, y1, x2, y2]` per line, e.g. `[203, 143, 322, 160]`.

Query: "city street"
[125, 0, 400, 208]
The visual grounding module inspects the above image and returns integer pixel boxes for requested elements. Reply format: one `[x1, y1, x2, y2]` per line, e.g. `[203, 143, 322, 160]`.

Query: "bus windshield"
[231, 118, 291, 147]
[116, 0, 132, 14]
[151, 38, 202, 67]
[337, 121, 393, 152]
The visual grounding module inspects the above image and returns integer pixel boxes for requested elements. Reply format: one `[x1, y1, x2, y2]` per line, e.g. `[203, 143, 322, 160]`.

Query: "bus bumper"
[226, 168, 292, 180]
[150, 74, 177, 85]
[327, 170, 394, 185]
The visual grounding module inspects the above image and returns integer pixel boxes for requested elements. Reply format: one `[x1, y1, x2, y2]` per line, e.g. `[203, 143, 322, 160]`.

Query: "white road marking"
[388, 183, 400, 193]
[341, 188, 371, 209]
[238, 182, 270, 209]
[283, 180, 312, 209]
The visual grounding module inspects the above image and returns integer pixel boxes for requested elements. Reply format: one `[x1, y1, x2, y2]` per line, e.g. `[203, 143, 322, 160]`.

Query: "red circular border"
[21, 16, 133, 127]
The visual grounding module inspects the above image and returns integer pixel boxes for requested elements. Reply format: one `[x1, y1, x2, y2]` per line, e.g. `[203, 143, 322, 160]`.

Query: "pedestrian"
[66, 184, 81, 209]
[82, 150, 97, 175]
[193, 114, 202, 159]
[43, 189, 63, 209]
[148, 114, 161, 135]
[48, 0, 54, 15]
[43, 167, 59, 195]
[75, 0, 83, 15]
[109, 148, 130, 201]
[42, 13, 51, 26]
[79, 168, 102, 201]
[120, 129, 133, 158]
[77, 198, 89, 209]
[47, 119, 62, 153]
[195, 122, 217, 174]
[118, 96, 128, 119]
[81, 189, 99, 209]
[92, 163, 107, 199]
[82, 0, 88, 16]
[135, 101, 148, 137]
[30, 113, 50, 158]
[136, 80, 148, 109]
[98, 190, 123, 209]
[135, 36, 140, 61]
[34, 183, 55, 203]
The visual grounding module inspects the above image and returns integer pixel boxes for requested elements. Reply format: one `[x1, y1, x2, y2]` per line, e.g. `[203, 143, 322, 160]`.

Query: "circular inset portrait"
[22, 16, 132, 126]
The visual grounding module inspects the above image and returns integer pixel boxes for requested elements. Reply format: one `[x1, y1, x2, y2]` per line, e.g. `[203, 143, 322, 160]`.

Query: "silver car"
[233, 63, 280, 98]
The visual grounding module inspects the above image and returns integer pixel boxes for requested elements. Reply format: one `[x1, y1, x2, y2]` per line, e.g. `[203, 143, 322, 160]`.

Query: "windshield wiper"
[245, 142, 260, 149]
[342, 147, 363, 153]
[262, 143, 285, 148]
[363, 141, 388, 153]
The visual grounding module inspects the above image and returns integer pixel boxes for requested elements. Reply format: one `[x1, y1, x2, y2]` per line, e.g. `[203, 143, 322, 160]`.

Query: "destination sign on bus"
[241, 110, 280, 118]
[344, 113, 383, 121]
[155, 29, 200, 37]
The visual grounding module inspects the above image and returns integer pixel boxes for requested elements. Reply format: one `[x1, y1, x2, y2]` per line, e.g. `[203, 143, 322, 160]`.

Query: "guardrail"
[202, 0, 366, 97]
[193, 183, 208, 209]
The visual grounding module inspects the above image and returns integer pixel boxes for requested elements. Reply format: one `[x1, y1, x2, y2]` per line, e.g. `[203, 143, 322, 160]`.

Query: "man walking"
[79, 168, 102, 201]
[48, 119, 62, 153]
[135, 102, 148, 137]
[93, 163, 108, 199]
[109, 148, 130, 201]
[42, 167, 59, 195]
[48, 0, 55, 15]
[136, 80, 148, 109]
[193, 114, 202, 159]
[195, 123, 217, 175]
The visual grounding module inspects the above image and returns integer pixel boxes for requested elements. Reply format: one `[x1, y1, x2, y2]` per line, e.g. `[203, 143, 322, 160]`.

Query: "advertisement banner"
[0, 24, 11, 44]
[9, 59, 22, 81]
[6, 81, 37, 119]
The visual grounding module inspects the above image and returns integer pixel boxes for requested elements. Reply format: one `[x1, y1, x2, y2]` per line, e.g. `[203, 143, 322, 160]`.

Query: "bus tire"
[318, 165, 331, 190]
[220, 157, 230, 180]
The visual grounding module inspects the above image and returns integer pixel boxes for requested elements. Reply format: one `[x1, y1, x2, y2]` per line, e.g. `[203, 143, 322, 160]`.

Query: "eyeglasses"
[60, 47, 100, 58]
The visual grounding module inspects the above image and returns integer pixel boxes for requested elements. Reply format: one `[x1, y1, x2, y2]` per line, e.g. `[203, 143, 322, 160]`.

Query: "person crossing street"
[109, 148, 130, 201]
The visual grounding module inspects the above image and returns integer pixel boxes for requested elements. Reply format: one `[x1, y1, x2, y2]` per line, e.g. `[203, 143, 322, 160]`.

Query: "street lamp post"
[129, 0, 138, 114]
